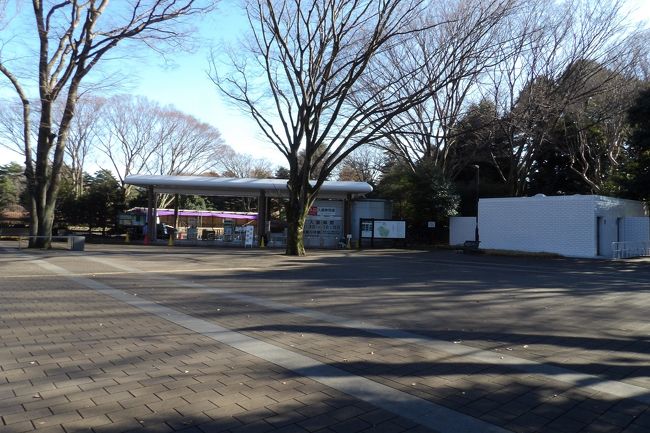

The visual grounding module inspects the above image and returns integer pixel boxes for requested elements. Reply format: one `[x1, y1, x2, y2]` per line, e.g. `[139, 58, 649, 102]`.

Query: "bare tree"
[98, 96, 160, 199]
[487, 0, 644, 195]
[98, 95, 226, 206]
[213, 0, 515, 255]
[213, 147, 273, 212]
[2, 95, 103, 198]
[2, 94, 103, 198]
[153, 107, 227, 207]
[62, 95, 106, 197]
[0, 99, 33, 157]
[561, 66, 646, 193]
[219, 147, 273, 178]
[0, 0, 216, 248]
[336, 145, 384, 185]
[377, 0, 508, 179]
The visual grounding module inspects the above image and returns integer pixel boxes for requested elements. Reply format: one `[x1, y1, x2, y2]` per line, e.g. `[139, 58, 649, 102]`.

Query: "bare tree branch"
[0, 0, 217, 247]
[213, 0, 516, 255]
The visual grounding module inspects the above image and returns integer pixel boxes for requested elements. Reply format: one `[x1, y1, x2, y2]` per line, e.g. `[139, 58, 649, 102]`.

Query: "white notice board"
[373, 220, 406, 239]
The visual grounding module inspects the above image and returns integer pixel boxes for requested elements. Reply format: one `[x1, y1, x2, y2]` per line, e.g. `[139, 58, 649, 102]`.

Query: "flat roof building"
[124, 175, 374, 247]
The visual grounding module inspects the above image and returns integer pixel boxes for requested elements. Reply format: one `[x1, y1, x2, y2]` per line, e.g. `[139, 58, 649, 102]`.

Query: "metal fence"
[612, 241, 650, 259]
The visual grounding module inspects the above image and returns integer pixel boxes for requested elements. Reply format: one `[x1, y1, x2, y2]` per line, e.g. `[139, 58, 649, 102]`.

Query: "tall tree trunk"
[29, 188, 55, 248]
[37, 191, 56, 245]
[31, 166, 57, 248]
[31, 99, 56, 248]
[285, 179, 315, 256]
[30, 86, 76, 248]
[27, 195, 38, 246]
[285, 202, 305, 256]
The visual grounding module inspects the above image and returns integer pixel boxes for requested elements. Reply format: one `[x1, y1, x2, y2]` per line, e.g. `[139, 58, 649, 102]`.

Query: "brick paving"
[1, 266, 432, 432]
[2, 244, 650, 432]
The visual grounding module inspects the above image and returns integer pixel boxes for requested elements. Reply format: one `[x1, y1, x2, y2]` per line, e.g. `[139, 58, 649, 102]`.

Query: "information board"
[361, 220, 373, 238]
[223, 219, 234, 241]
[244, 225, 254, 247]
[118, 213, 134, 226]
[372, 220, 406, 239]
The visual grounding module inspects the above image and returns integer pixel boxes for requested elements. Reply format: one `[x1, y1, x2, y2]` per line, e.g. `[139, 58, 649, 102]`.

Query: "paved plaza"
[2, 243, 650, 433]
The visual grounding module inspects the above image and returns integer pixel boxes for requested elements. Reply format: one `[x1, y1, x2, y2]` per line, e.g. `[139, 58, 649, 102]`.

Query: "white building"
[453, 195, 648, 258]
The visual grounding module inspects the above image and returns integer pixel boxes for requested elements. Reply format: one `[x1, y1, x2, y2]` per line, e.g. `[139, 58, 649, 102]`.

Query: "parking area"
[2, 243, 650, 433]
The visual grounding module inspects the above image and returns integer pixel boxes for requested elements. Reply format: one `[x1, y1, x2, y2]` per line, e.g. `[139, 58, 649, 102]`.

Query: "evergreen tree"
[617, 88, 650, 200]
[0, 162, 25, 209]
[376, 158, 459, 241]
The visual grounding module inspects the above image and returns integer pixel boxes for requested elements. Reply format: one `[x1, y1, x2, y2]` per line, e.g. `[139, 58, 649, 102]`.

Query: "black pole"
[173, 193, 179, 232]
[474, 165, 480, 243]
[358, 218, 363, 250]
[146, 186, 156, 244]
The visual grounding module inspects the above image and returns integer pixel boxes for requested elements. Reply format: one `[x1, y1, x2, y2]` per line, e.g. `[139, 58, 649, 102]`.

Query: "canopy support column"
[344, 193, 352, 240]
[146, 186, 156, 243]
[173, 193, 179, 232]
[258, 190, 267, 246]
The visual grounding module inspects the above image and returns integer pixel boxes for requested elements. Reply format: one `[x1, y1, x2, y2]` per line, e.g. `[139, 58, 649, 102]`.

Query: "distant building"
[451, 195, 648, 258]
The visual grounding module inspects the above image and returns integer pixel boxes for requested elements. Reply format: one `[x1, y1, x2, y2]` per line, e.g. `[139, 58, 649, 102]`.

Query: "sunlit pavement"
[2, 243, 650, 433]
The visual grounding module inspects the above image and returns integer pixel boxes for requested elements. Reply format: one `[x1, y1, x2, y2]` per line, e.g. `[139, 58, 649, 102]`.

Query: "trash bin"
[68, 236, 85, 251]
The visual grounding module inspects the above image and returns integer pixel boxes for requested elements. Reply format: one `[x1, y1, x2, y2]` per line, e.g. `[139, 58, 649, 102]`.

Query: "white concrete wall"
[479, 195, 647, 258]
[479, 195, 596, 257]
[621, 217, 650, 243]
[593, 197, 647, 257]
[449, 217, 476, 246]
[350, 200, 392, 241]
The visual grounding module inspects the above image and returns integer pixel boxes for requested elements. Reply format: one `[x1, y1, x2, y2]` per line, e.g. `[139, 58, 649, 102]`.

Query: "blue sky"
[0, 0, 284, 168]
[124, 0, 650, 171]
[1, 0, 649, 171]
[126, 0, 287, 166]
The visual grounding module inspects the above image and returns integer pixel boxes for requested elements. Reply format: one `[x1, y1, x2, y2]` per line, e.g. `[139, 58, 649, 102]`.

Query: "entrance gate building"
[124, 175, 373, 248]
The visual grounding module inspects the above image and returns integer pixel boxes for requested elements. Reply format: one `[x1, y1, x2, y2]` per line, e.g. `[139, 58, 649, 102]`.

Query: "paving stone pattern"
[1, 264, 433, 432]
[3, 245, 650, 433]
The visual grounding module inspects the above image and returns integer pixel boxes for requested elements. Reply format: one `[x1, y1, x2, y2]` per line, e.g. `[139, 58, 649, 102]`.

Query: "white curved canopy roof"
[124, 175, 373, 199]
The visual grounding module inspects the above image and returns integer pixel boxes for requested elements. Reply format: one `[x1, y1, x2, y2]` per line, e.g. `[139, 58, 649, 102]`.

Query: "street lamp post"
[473, 164, 480, 243]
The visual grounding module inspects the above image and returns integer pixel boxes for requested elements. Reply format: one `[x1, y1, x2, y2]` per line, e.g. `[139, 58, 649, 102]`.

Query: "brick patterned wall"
[479, 195, 597, 257]
[621, 217, 650, 243]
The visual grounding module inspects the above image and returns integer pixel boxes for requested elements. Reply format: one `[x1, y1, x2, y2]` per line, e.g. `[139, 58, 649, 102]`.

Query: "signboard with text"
[308, 205, 338, 217]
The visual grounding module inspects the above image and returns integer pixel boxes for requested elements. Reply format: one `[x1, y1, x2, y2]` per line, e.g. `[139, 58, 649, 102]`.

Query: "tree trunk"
[27, 196, 38, 247]
[285, 196, 306, 256]
[30, 149, 57, 248]
[285, 182, 315, 256]
[32, 192, 55, 248]
[30, 101, 68, 248]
